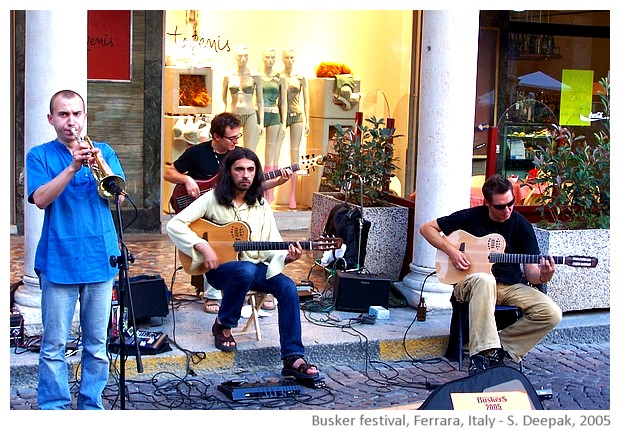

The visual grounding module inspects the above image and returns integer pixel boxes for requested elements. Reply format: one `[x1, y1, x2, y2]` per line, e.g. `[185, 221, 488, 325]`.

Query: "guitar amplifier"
[113, 275, 170, 322]
[333, 271, 391, 313]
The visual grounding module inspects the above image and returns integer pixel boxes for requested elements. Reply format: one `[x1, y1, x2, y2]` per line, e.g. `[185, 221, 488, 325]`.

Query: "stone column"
[13, 10, 88, 335]
[395, 10, 480, 310]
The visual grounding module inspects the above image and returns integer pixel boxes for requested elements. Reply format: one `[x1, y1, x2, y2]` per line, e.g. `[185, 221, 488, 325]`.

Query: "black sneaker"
[488, 348, 506, 367]
[468, 353, 487, 375]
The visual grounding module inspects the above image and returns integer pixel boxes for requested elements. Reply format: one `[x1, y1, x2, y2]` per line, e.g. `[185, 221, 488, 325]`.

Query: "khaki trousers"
[453, 273, 562, 362]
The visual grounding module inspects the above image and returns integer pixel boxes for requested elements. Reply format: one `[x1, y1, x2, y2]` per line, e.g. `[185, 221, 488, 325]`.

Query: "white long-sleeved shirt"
[166, 190, 287, 279]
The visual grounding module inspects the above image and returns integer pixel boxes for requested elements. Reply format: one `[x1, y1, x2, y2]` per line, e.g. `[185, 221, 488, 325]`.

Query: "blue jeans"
[38, 274, 113, 410]
[206, 262, 304, 360]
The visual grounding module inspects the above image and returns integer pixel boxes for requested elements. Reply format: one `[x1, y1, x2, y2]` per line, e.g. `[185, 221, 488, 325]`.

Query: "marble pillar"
[13, 10, 88, 335]
[395, 10, 481, 310]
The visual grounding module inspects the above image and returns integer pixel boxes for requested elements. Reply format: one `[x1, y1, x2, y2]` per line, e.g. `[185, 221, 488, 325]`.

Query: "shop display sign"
[87, 10, 132, 82]
[559, 69, 594, 126]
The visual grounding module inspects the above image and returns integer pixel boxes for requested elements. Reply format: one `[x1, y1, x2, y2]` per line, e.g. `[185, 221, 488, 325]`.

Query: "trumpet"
[71, 128, 125, 198]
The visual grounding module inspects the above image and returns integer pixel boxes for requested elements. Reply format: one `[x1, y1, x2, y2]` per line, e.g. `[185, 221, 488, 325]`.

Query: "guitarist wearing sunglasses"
[166, 147, 320, 381]
[164, 112, 291, 314]
[420, 174, 562, 375]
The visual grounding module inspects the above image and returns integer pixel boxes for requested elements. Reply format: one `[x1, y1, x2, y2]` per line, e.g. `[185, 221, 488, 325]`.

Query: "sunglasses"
[223, 133, 243, 143]
[489, 198, 516, 210]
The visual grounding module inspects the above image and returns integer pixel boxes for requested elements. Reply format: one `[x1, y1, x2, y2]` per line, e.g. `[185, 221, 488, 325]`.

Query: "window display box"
[164, 66, 212, 115]
[309, 77, 360, 119]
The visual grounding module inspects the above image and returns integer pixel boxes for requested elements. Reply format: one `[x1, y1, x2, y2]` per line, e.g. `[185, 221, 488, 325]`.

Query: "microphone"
[103, 177, 124, 196]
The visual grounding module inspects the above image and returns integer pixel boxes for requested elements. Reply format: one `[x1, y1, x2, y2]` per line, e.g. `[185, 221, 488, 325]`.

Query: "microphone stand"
[343, 171, 365, 272]
[108, 186, 142, 410]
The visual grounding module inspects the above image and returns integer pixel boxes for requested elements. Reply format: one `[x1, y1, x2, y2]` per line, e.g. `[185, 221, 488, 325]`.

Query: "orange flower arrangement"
[315, 62, 352, 78]
[179, 74, 211, 107]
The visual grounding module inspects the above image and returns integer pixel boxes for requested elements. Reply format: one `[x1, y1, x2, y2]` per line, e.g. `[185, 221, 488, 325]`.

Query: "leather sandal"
[212, 320, 236, 352]
[281, 355, 319, 380]
[260, 294, 277, 311]
[203, 299, 220, 314]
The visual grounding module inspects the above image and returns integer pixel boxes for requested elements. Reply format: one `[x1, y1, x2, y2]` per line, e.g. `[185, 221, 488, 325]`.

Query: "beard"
[234, 179, 252, 192]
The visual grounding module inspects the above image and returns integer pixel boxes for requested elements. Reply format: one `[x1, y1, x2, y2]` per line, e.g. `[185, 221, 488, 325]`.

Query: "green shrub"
[531, 77, 610, 229]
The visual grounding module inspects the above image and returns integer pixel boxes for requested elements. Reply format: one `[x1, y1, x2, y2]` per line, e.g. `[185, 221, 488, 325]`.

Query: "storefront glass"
[473, 10, 610, 179]
[495, 10, 610, 179]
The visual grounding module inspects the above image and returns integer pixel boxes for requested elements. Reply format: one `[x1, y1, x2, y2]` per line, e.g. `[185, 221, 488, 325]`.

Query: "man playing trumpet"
[26, 89, 125, 409]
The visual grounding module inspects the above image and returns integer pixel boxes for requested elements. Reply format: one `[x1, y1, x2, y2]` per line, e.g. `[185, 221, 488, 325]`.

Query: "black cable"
[117, 192, 138, 232]
[297, 267, 455, 394]
[12, 334, 42, 354]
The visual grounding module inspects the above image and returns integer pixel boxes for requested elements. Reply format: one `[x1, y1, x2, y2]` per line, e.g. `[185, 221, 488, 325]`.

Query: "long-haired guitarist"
[420, 174, 562, 375]
[164, 112, 291, 314]
[166, 147, 320, 381]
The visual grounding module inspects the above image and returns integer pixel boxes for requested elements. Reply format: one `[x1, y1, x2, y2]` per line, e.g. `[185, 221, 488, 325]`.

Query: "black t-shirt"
[172, 141, 229, 179]
[436, 206, 540, 285]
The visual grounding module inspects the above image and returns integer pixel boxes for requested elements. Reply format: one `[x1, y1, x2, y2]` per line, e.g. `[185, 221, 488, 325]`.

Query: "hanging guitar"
[435, 229, 598, 284]
[178, 219, 343, 275]
[169, 154, 324, 213]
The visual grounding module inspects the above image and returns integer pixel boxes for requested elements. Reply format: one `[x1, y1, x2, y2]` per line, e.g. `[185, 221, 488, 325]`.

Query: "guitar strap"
[231, 206, 243, 223]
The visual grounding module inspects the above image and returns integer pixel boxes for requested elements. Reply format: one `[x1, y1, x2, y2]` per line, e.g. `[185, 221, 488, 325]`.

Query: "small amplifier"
[333, 271, 391, 313]
[113, 274, 170, 321]
[10, 312, 24, 347]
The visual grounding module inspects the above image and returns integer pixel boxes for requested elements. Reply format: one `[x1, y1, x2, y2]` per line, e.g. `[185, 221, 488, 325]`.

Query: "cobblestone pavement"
[10, 341, 609, 410]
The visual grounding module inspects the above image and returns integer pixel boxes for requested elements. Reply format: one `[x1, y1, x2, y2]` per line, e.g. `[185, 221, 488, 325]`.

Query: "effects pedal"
[108, 329, 169, 355]
[536, 387, 553, 400]
[296, 279, 314, 291]
[357, 313, 376, 325]
[10, 312, 24, 347]
[296, 279, 316, 302]
[217, 380, 303, 400]
[295, 376, 326, 389]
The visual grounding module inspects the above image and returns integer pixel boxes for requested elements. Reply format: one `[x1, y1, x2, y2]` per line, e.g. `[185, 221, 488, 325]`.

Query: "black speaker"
[333, 271, 391, 313]
[113, 274, 170, 321]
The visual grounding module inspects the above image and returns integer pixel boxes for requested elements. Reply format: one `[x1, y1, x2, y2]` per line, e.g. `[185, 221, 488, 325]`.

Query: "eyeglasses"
[489, 198, 516, 210]
[223, 133, 242, 143]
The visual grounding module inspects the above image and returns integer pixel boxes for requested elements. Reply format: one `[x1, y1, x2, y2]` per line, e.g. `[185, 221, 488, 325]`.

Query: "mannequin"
[280, 49, 309, 209]
[261, 48, 288, 203]
[222, 45, 264, 151]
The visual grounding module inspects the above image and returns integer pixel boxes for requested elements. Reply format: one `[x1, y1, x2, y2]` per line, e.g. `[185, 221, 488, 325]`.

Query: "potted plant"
[528, 77, 610, 312]
[324, 115, 400, 206]
[310, 115, 410, 281]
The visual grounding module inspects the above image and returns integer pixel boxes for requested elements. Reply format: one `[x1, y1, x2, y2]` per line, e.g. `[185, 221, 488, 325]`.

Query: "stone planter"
[534, 227, 610, 312]
[310, 192, 409, 281]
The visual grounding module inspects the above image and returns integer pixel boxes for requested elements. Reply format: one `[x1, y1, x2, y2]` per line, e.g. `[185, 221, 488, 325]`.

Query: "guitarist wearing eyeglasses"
[420, 174, 562, 375]
[164, 112, 291, 207]
[166, 147, 320, 381]
[164, 112, 291, 314]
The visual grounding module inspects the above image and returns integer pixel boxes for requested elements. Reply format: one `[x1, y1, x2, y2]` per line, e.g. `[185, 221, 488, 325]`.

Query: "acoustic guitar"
[435, 229, 598, 284]
[169, 154, 324, 213]
[178, 219, 343, 275]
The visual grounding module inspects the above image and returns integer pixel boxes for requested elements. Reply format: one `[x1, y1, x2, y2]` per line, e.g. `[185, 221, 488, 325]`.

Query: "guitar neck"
[489, 254, 565, 265]
[233, 241, 311, 252]
[263, 163, 300, 181]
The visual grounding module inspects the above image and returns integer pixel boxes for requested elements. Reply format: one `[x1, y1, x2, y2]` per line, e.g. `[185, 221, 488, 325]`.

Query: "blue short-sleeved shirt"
[26, 139, 125, 284]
